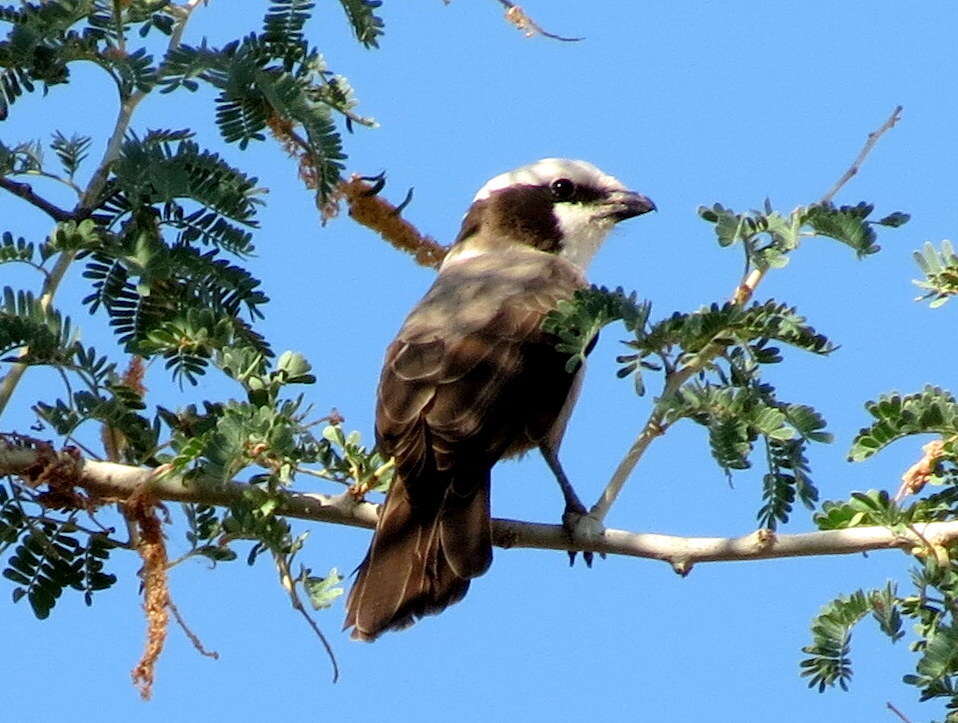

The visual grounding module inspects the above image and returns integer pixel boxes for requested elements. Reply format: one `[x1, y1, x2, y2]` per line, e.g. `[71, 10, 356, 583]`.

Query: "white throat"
[552, 203, 615, 271]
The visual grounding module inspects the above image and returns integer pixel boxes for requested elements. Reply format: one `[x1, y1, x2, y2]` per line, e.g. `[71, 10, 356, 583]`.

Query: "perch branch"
[1, 442, 952, 574]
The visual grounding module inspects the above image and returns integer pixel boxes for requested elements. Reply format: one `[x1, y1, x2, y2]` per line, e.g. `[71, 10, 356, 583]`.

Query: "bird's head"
[447, 158, 655, 271]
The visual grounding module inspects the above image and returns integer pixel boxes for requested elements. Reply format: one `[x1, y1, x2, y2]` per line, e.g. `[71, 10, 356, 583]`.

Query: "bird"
[345, 158, 655, 641]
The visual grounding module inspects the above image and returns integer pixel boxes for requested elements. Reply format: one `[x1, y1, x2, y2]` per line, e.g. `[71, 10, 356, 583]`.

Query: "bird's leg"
[539, 444, 604, 567]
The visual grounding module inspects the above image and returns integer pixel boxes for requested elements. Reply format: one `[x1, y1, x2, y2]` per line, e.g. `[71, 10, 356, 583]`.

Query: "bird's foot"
[561, 503, 606, 568]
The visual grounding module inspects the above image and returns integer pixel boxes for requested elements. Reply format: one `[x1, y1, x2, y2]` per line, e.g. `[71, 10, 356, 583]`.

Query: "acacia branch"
[1, 443, 951, 574]
[589, 105, 904, 524]
[0, 0, 207, 418]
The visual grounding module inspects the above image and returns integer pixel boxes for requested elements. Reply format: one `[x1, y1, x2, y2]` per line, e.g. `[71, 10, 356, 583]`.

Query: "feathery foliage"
[0, 0, 388, 682]
[914, 240, 958, 307]
[542, 285, 650, 375]
[546, 194, 910, 529]
[155, 0, 370, 205]
[848, 386, 958, 463]
[698, 200, 909, 270]
[800, 584, 904, 692]
[336, 0, 384, 48]
[808, 321, 958, 713]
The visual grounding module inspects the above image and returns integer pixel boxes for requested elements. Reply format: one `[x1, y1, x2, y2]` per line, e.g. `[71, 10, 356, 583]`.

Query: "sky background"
[2, 1, 958, 721]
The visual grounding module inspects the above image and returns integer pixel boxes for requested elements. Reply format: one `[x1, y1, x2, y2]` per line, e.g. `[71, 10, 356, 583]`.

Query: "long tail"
[344, 468, 492, 642]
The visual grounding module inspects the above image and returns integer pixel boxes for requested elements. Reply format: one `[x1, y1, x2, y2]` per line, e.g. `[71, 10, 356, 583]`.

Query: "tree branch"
[588, 105, 904, 524]
[1, 442, 949, 575]
[0, 177, 75, 222]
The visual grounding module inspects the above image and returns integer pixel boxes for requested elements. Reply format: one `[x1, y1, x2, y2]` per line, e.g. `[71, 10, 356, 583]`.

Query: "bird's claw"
[561, 504, 605, 568]
[358, 172, 387, 196]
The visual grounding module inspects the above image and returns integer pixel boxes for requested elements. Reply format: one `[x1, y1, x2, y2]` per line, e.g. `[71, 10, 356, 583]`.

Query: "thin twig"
[295, 466, 350, 485]
[25, 168, 84, 197]
[4, 258, 51, 282]
[169, 599, 219, 659]
[0, 177, 74, 222]
[886, 701, 913, 723]
[276, 554, 339, 683]
[821, 105, 903, 204]
[588, 106, 904, 524]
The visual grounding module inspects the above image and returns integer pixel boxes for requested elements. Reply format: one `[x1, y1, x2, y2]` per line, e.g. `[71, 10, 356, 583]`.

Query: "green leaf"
[914, 240, 958, 307]
[337, 0, 384, 48]
[0, 286, 77, 362]
[109, 132, 264, 228]
[194, 545, 238, 563]
[849, 386, 958, 462]
[631, 300, 835, 365]
[698, 203, 748, 247]
[263, 0, 314, 56]
[543, 285, 651, 374]
[4, 524, 89, 620]
[916, 624, 958, 686]
[877, 211, 910, 227]
[869, 582, 904, 642]
[304, 567, 344, 610]
[814, 489, 902, 530]
[0, 67, 36, 120]
[803, 202, 881, 258]
[156, 18, 354, 205]
[708, 415, 752, 473]
[801, 590, 870, 692]
[800, 585, 904, 695]
[0, 231, 36, 266]
[757, 437, 819, 529]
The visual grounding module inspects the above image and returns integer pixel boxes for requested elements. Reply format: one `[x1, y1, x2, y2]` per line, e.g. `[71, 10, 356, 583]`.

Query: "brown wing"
[345, 249, 584, 641]
[377, 249, 586, 472]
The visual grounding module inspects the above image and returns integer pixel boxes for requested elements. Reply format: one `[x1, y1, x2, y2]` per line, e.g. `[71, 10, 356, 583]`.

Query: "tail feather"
[440, 479, 492, 578]
[345, 469, 491, 641]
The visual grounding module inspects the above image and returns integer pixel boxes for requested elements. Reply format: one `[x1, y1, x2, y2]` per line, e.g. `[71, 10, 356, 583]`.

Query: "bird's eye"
[550, 178, 576, 202]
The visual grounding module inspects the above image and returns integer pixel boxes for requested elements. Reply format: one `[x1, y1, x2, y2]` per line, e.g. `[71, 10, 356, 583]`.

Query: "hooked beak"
[603, 190, 656, 222]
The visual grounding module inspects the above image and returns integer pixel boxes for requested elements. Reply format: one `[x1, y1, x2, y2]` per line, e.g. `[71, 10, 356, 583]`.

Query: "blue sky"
[3, 2, 958, 721]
